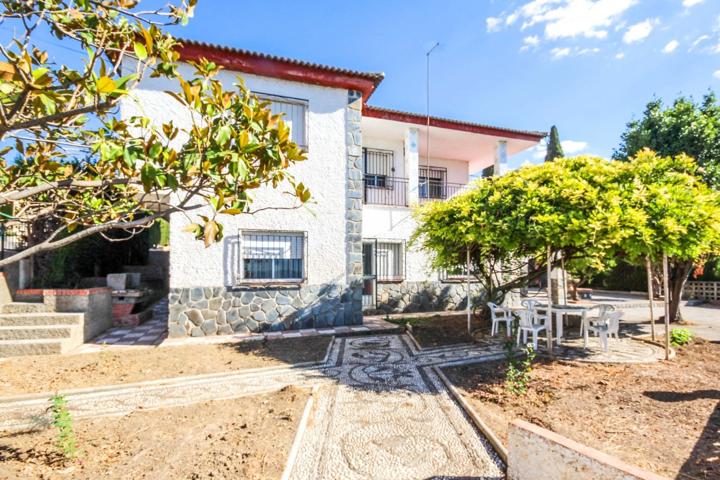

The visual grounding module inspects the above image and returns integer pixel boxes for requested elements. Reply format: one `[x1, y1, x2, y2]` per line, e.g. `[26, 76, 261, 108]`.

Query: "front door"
[362, 241, 377, 309]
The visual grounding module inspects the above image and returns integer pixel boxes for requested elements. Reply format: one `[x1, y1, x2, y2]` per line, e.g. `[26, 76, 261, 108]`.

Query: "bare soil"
[0, 336, 331, 396]
[0, 386, 307, 480]
[444, 339, 720, 479]
[391, 314, 491, 348]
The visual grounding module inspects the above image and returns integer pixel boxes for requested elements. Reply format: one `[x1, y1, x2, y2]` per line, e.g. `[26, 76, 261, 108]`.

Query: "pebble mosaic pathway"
[1, 332, 663, 478]
[1, 334, 505, 479]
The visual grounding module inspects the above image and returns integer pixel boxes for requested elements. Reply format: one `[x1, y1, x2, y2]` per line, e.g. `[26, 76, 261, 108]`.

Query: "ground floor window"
[240, 231, 305, 282]
[376, 241, 405, 282]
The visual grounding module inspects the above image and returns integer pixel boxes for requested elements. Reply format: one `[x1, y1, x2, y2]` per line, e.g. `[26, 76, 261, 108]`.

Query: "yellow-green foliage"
[412, 151, 720, 294]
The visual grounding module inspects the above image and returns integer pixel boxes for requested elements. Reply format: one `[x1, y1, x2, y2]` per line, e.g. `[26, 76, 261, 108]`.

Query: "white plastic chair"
[487, 302, 513, 336]
[581, 304, 615, 338]
[520, 299, 548, 325]
[587, 310, 622, 351]
[516, 309, 546, 350]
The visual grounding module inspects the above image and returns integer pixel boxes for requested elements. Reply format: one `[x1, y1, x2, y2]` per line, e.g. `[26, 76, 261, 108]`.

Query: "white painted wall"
[420, 157, 470, 185]
[121, 62, 349, 288]
[362, 206, 439, 283]
[362, 134, 470, 284]
[362, 136, 405, 178]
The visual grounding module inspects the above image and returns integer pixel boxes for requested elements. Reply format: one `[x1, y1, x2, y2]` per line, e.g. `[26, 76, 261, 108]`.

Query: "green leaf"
[133, 42, 148, 60]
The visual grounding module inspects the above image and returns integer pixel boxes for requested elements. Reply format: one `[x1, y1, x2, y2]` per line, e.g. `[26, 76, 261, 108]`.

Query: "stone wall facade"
[344, 90, 364, 325]
[372, 281, 486, 314]
[167, 284, 361, 337]
[167, 89, 367, 338]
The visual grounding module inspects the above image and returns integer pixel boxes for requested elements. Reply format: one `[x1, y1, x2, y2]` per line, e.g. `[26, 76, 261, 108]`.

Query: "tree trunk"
[668, 259, 693, 323]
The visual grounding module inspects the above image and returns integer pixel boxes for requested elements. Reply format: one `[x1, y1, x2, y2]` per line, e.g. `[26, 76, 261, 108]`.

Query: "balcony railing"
[363, 176, 408, 206]
[419, 180, 467, 202]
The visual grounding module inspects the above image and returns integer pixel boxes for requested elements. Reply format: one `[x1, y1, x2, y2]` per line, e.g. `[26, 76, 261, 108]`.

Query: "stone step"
[0, 325, 78, 341]
[0, 339, 65, 357]
[0, 302, 48, 314]
[0, 312, 83, 327]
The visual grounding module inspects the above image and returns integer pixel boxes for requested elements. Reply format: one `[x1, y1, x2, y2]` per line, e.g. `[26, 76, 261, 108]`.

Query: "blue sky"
[2, 1, 718, 168]
[168, 0, 719, 168]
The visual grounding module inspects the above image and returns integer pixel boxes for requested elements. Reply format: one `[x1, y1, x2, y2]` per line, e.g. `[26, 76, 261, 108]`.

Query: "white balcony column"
[494, 140, 508, 177]
[405, 127, 420, 204]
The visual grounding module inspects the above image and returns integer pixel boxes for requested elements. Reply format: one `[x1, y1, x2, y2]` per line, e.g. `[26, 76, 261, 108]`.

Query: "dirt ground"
[444, 339, 720, 479]
[390, 314, 491, 348]
[0, 386, 307, 479]
[0, 336, 331, 396]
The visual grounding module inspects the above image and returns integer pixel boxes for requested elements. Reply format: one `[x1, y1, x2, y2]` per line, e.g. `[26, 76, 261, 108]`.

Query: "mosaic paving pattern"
[553, 337, 665, 363]
[287, 335, 505, 479]
[1, 334, 505, 479]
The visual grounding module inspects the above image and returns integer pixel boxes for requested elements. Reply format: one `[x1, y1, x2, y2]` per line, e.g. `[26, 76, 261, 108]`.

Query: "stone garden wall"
[168, 284, 362, 337]
[373, 281, 486, 314]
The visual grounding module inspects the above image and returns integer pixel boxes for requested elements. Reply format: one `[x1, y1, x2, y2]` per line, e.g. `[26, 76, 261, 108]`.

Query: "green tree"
[0, 1, 309, 268]
[614, 93, 720, 187]
[544, 125, 564, 162]
[619, 149, 720, 321]
[412, 156, 628, 315]
[614, 93, 720, 320]
[412, 152, 720, 322]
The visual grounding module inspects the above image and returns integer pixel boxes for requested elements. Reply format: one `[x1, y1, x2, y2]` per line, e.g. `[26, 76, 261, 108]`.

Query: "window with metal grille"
[419, 166, 448, 199]
[240, 231, 306, 282]
[363, 148, 394, 187]
[257, 93, 308, 149]
[376, 242, 404, 281]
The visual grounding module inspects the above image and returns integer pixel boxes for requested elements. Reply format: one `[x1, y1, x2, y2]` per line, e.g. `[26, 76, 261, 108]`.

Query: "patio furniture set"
[487, 300, 622, 351]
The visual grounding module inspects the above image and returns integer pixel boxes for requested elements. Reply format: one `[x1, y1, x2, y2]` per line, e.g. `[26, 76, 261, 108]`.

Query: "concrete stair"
[0, 312, 84, 357]
[0, 302, 48, 314]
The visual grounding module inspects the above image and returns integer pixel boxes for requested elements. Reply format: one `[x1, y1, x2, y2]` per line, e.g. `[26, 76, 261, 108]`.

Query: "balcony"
[362, 175, 468, 207]
[418, 180, 467, 203]
[363, 176, 408, 207]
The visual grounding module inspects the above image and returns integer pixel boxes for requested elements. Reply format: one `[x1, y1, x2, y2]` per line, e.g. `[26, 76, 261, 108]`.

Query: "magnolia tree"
[412, 152, 720, 321]
[0, 0, 309, 268]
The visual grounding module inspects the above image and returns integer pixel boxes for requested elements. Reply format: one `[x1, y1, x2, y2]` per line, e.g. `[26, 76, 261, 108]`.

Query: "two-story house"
[122, 40, 545, 337]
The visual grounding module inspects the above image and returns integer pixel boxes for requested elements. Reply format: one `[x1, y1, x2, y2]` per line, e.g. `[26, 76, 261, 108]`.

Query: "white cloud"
[714, 70, 720, 79]
[508, 0, 638, 40]
[562, 140, 589, 154]
[549, 46, 600, 59]
[486, 16, 503, 32]
[623, 19, 655, 44]
[551, 47, 572, 59]
[615, 52, 626, 59]
[520, 35, 541, 51]
[683, 0, 705, 7]
[577, 47, 601, 55]
[663, 40, 679, 53]
[691, 34, 711, 50]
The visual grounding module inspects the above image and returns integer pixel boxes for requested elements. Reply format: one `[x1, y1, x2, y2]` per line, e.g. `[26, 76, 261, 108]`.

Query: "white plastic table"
[529, 304, 593, 345]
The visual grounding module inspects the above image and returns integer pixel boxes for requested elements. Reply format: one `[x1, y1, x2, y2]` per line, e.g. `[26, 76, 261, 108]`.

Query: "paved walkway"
[1, 334, 505, 479]
[77, 299, 401, 353]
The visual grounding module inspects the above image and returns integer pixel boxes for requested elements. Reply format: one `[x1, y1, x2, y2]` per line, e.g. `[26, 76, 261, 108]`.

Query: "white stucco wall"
[362, 136, 405, 177]
[362, 206, 438, 283]
[120, 62, 349, 289]
[362, 134, 470, 284]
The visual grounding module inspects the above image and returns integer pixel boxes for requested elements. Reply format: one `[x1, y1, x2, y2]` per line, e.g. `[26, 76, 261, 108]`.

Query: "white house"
[122, 40, 545, 337]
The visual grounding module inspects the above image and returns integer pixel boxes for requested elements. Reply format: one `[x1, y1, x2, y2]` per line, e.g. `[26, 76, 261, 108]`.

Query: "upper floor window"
[257, 93, 308, 149]
[363, 148, 395, 186]
[419, 166, 448, 200]
[239, 231, 306, 283]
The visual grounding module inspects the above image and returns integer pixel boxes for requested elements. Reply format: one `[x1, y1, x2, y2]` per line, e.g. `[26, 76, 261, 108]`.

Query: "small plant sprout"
[49, 394, 78, 460]
[505, 341, 536, 395]
[670, 328, 693, 347]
